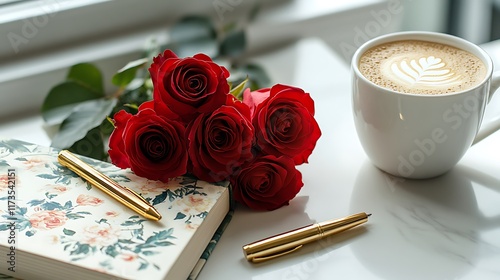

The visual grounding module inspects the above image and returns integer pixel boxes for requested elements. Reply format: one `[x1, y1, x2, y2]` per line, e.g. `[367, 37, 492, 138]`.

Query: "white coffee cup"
[352, 31, 500, 179]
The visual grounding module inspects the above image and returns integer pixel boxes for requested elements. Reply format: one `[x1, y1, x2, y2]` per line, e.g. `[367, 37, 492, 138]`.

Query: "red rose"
[108, 103, 188, 182]
[188, 96, 254, 182]
[149, 50, 230, 123]
[243, 84, 321, 165]
[108, 109, 132, 169]
[108, 101, 156, 169]
[230, 154, 303, 211]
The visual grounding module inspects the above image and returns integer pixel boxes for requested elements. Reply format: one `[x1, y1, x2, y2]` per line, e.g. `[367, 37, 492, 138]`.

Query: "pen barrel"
[243, 212, 369, 262]
[317, 212, 369, 236]
[57, 150, 160, 220]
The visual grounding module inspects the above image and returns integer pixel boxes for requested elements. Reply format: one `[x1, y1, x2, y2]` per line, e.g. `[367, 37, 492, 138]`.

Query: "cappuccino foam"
[359, 40, 486, 94]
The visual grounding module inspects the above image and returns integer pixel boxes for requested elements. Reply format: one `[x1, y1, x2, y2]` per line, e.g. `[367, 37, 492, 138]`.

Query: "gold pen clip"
[248, 245, 303, 263]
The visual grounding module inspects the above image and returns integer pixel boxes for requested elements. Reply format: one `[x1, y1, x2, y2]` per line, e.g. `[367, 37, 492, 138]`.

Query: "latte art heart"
[359, 40, 486, 94]
[390, 56, 460, 86]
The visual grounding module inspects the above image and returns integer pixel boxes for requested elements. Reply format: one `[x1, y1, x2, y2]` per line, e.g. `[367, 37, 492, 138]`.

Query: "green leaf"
[117, 239, 135, 244]
[174, 212, 186, 220]
[64, 201, 73, 209]
[18, 220, 31, 232]
[144, 235, 159, 244]
[46, 193, 57, 199]
[18, 207, 27, 215]
[169, 16, 218, 58]
[71, 243, 91, 255]
[138, 262, 149, 271]
[63, 228, 76, 236]
[170, 16, 215, 43]
[155, 241, 174, 246]
[121, 219, 144, 226]
[151, 190, 168, 206]
[51, 98, 117, 150]
[36, 174, 58, 180]
[42, 81, 105, 125]
[112, 58, 148, 87]
[67, 63, 104, 94]
[41, 201, 63, 210]
[0, 139, 31, 153]
[230, 63, 271, 91]
[230, 77, 248, 100]
[123, 104, 139, 110]
[68, 127, 105, 161]
[104, 245, 119, 257]
[27, 199, 45, 207]
[197, 211, 208, 219]
[114, 84, 151, 116]
[100, 116, 115, 137]
[156, 228, 174, 240]
[220, 30, 246, 58]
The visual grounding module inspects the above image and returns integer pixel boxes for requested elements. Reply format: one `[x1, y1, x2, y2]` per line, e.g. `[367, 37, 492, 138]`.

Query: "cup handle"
[488, 70, 500, 103]
[472, 71, 500, 145]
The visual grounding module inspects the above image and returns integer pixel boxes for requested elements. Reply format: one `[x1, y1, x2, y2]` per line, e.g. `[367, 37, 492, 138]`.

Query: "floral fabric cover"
[0, 139, 229, 279]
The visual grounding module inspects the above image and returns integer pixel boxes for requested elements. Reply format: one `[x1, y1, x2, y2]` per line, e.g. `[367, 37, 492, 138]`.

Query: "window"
[0, 0, 255, 119]
[0, 0, 408, 120]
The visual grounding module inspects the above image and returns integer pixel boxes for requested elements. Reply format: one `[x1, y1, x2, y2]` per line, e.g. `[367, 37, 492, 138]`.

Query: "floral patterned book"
[0, 139, 231, 280]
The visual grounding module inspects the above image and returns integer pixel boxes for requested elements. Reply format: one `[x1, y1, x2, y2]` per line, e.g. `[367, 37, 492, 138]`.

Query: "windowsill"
[0, 114, 52, 146]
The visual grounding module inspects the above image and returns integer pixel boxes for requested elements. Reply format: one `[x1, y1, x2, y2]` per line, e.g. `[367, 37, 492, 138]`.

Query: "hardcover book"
[0, 139, 231, 280]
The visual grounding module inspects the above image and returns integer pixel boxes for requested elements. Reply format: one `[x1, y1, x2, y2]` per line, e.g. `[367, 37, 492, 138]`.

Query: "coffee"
[359, 40, 486, 94]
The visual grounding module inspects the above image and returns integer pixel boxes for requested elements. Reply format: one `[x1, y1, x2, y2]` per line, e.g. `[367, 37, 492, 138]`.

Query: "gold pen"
[243, 212, 370, 262]
[57, 150, 162, 221]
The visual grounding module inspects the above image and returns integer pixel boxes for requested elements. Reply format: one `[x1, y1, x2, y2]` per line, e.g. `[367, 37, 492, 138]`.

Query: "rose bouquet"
[107, 49, 321, 211]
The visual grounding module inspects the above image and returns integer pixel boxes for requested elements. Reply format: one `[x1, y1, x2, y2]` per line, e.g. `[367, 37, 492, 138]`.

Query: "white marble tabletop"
[1, 37, 500, 280]
[199, 38, 500, 280]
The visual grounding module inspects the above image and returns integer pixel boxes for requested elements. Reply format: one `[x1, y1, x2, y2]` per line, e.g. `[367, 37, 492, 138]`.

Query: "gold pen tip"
[146, 207, 162, 221]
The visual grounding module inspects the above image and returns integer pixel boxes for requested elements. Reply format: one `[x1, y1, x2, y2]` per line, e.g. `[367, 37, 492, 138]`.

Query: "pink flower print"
[105, 211, 119, 217]
[44, 184, 68, 195]
[139, 181, 168, 196]
[23, 157, 46, 171]
[121, 252, 138, 262]
[51, 185, 68, 193]
[0, 175, 8, 192]
[29, 210, 68, 230]
[176, 194, 211, 214]
[0, 175, 18, 193]
[76, 194, 104, 206]
[82, 223, 120, 247]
